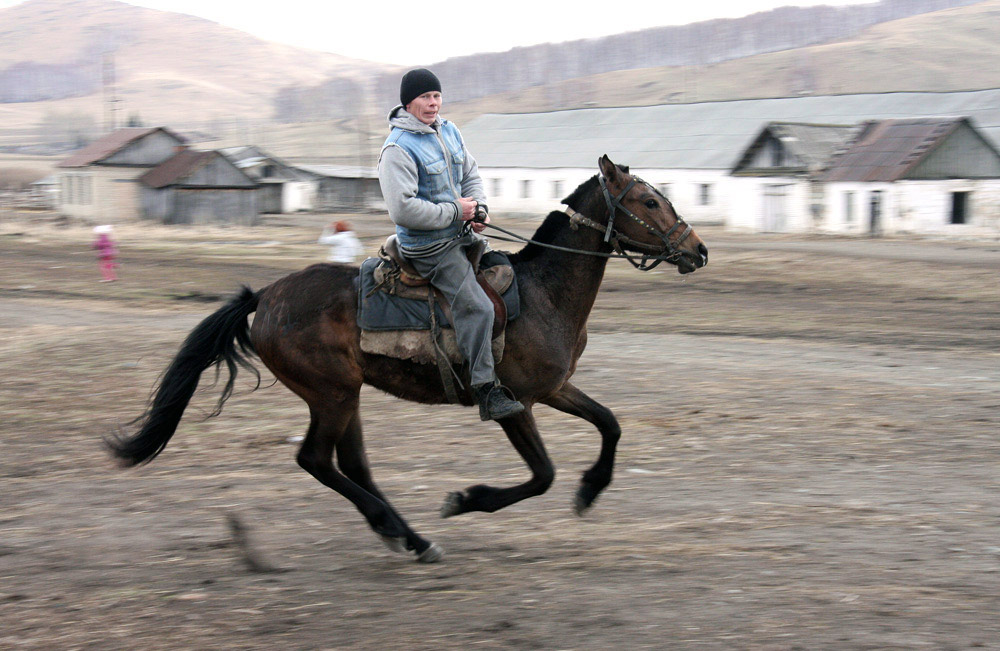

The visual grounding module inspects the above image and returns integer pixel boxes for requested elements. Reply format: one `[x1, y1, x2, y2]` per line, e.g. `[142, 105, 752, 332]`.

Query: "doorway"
[868, 190, 883, 236]
[762, 184, 791, 232]
[951, 191, 969, 225]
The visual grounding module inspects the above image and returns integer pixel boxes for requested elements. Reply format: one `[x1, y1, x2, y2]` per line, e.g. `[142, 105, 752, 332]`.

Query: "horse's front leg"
[440, 407, 555, 518]
[540, 382, 621, 515]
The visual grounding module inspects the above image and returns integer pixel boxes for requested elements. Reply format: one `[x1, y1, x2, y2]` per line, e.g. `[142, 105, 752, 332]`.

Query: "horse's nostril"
[698, 243, 708, 262]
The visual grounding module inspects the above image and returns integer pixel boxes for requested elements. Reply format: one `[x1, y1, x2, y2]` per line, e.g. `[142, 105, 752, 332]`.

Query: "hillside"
[260, 0, 1000, 166]
[446, 0, 1000, 118]
[278, 0, 982, 121]
[0, 0, 394, 136]
[2, 0, 1000, 167]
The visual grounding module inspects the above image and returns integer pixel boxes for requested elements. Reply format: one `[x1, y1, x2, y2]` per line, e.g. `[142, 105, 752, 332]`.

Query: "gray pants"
[404, 234, 495, 387]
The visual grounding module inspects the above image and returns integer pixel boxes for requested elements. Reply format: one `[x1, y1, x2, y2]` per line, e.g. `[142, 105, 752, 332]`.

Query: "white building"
[461, 89, 1000, 234]
[57, 127, 188, 223]
[816, 117, 1000, 236]
[728, 122, 858, 232]
[219, 145, 316, 213]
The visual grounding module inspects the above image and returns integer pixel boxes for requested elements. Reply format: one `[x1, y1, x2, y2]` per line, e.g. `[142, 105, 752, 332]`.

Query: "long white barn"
[461, 89, 1000, 234]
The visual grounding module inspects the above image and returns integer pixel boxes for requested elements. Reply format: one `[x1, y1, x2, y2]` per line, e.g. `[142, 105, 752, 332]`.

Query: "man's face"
[406, 91, 442, 125]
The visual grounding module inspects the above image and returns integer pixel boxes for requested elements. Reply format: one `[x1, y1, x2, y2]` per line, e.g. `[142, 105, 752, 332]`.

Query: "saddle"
[377, 234, 509, 340]
[356, 235, 520, 401]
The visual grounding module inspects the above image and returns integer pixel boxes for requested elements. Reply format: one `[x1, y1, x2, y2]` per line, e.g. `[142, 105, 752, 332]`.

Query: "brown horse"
[109, 155, 708, 562]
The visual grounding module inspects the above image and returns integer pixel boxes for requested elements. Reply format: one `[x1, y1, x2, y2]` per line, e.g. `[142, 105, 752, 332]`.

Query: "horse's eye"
[645, 199, 658, 209]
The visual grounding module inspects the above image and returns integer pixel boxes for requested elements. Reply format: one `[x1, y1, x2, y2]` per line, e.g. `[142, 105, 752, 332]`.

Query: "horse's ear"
[598, 155, 621, 182]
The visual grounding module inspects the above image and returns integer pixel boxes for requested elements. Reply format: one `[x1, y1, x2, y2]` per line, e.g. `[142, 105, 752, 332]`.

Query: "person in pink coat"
[91, 225, 119, 282]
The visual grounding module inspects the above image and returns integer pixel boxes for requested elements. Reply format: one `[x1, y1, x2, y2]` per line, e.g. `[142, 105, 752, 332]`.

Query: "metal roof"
[219, 145, 314, 181]
[295, 164, 378, 179]
[815, 117, 976, 182]
[58, 127, 185, 168]
[462, 89, 1000, 170]
[732, 122, 859, 173]
[139, 149, 216, 188]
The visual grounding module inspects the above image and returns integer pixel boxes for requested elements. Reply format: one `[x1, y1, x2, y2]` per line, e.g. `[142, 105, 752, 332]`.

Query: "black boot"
[474, 381, 525, 421]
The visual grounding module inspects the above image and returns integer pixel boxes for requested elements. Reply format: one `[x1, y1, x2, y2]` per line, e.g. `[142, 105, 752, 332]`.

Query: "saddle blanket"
[356, 250, 519, 332]
[356, 250, 520, 365]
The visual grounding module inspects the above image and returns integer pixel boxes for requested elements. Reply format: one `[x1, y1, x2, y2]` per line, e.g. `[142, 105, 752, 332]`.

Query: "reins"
[474, 173, 694, 271]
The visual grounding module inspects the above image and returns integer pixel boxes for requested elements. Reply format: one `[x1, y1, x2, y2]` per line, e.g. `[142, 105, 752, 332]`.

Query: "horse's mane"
[562, 174, 601, 211]
[506, 210, 572, 265]
[506, 165, 628, 265]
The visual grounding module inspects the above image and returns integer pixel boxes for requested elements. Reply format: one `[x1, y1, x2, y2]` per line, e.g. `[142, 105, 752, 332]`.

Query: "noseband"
[591, 173, 694, 271]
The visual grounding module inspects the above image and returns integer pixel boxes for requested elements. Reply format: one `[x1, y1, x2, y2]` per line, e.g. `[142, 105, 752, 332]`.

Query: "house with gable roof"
[56, 127, 260, 225]
[815, 117, 1000, 235]
[728, 122, 858, 232]
[219, 145, 316, 214]
[138, 149, 258, 225]
[56, 127, 187, 222]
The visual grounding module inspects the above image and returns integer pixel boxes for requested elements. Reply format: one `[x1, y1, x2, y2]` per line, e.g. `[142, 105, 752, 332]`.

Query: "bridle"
[474, 172, 695, 272]
[591, 173, 694, 271]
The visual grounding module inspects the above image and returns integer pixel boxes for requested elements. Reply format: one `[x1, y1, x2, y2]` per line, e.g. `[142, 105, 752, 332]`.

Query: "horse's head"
[592, 155, 708, 274]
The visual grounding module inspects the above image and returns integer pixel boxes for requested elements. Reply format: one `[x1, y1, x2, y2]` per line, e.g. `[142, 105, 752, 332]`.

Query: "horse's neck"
[517, 213, 610, 329]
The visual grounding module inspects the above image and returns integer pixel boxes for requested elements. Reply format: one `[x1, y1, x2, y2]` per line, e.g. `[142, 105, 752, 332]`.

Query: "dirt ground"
[1, 211, 999, 650]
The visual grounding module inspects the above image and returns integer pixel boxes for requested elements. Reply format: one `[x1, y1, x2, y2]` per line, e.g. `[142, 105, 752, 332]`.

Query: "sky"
[3, 0, 878, 65]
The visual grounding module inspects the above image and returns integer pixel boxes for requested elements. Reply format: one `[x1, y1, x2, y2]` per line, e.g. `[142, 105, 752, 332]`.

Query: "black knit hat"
[400, 68, 442, 107]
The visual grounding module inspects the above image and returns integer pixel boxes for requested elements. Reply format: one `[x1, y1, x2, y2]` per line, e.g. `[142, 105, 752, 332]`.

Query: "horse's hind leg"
[335, 411, 442, 562]
[440, 407, 555, 518]
[296, 404, 438, 562]
[541, 382, 621, 515]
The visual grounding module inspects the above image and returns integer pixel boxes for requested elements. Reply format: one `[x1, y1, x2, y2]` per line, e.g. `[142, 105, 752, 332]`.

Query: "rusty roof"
[138, 149, 216, 188]
[57, 127, 184, 168]
[815, 117, 967, 182]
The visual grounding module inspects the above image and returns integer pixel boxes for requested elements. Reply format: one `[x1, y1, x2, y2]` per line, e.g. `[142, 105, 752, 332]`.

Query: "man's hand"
[458, 197, 478, 221]
[459, 198, 490, 233]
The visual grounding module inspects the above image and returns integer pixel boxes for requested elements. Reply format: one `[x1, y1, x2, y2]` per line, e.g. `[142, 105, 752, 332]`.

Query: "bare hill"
[3, 0, 999, 167]
[264, 0, 1000, 166]
[0, 0, 393, 133]
[445, 0, 1000, 119]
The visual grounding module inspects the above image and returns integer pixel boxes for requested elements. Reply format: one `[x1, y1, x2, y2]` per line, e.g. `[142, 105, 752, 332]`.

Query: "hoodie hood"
[387, 105, 442, 134]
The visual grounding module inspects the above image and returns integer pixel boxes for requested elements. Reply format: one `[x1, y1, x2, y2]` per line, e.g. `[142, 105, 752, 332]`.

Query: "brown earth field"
[1, 211, 999, 650]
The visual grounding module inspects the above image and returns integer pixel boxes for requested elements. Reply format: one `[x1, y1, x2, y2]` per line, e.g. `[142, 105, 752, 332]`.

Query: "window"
[520, 179, 532, 199]
[699, 184, 712, 206]
[869, 190, 883, 235]
[769, 141, 783, 167]
[551, 180, 563, 200]
[81, 175, 92, 205]
[951, 191, 969, 225]
[491, 178, 502, 197]
[844, 191, 854, 225]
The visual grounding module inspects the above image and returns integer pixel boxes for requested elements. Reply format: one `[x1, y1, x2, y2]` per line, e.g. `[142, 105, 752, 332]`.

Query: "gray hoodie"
[377, 105, 486, 235]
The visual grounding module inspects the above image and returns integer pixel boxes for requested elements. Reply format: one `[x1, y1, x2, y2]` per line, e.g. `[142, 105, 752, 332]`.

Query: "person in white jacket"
[318, 221, 363, 264]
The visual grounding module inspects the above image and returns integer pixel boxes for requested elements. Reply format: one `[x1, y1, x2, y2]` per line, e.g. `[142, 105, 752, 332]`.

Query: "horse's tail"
[107, 286, 260, 467]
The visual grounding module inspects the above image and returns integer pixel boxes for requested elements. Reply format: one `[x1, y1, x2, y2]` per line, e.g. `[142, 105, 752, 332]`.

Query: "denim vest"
[383, 121, 467, 247]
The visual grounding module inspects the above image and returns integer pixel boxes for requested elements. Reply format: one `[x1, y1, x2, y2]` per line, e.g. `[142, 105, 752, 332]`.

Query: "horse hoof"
[440, 492, 463, 519]
[417, 542, 444, 563]
[379, 534, 407, 554]
[573, 490, 599, 517]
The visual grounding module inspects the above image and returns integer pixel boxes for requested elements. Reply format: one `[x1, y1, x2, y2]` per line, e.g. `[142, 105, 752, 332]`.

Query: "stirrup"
[476, 382, 524, 421]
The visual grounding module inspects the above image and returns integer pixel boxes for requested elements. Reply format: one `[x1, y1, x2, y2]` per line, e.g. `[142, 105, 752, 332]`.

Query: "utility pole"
[102, 52, 120, 133]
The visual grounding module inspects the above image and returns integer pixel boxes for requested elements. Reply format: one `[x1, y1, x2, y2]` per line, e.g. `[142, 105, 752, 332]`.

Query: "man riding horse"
[377, 68, 524, 421]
